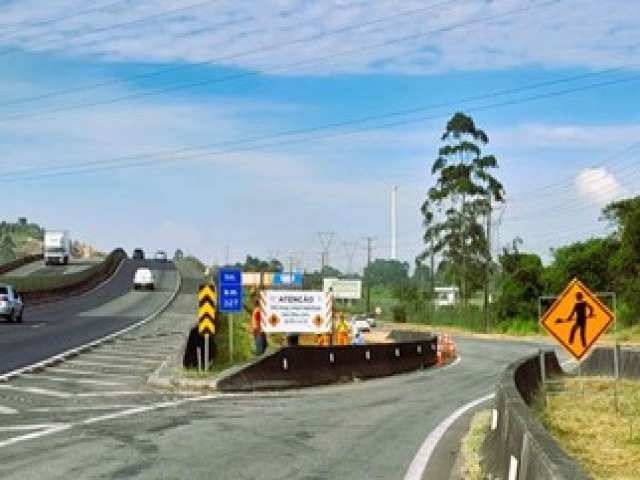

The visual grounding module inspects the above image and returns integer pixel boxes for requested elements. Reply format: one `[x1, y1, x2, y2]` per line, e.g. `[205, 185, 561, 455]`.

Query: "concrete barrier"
[216, 337, 437, 392]
[483, 351, 590, 480]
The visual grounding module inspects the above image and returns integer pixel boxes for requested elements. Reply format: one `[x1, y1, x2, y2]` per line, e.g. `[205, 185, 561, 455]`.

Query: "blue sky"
[1, 0, 639, 272]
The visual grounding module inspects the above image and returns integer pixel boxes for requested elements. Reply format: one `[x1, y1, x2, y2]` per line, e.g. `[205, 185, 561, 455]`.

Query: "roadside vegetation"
[189, 112, 640, 366]
[0, 217, 44, 263]
[535, 376, 640, 479]
[459, 409, 492, 480]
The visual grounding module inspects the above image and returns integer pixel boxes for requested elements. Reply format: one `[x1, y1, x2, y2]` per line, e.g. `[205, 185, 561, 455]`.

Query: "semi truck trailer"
[44, 230, 71, 265]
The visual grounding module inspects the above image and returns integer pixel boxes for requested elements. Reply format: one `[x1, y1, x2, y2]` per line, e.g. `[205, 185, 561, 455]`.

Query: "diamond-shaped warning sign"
[540, 278, 614, 361]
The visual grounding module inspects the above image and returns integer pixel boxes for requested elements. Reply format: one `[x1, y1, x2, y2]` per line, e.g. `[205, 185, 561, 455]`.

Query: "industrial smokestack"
[391, 185, 398, 260]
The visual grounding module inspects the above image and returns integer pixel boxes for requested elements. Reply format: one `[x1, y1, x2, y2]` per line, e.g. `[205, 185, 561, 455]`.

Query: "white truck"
[44, 230, 71, 265]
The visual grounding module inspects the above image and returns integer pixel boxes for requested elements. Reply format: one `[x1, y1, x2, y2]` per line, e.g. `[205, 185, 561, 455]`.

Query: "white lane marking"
[75, 391, 148, 397]
[30, 323, 46, 329]
[93, 350, 169, 360]
[26, 405, 140, 413]
[0, 404, 18, 415]
[0, 385, 72, 398]
[82, 354, 160, 365]
[28, 375, 124, 387]
[47, 368, 140, 379]
[0, 267, 182, 382]
[0, 424, 65, 432]
[67, 360, 150, 370]
[0, 393, 228, 449]
[0, 424, 70, 449]
[404, 392, 496, 480]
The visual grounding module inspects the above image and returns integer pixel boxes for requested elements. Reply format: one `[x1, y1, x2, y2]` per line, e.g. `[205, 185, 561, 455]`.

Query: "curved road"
[0, 254, 566, 480]
[0, 259, 179, 376]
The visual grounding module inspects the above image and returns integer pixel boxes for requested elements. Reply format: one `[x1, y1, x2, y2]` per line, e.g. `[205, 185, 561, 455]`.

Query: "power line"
[0, 0, 561, 122]
[0, 0, 130, 37]
[0, 0, 221, 58]
[3, 71, 640, 181]
[0, 0, 460, 109]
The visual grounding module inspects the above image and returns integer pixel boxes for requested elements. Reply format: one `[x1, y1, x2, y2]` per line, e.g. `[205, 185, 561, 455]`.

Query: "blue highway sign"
[218, 268, 243, 313]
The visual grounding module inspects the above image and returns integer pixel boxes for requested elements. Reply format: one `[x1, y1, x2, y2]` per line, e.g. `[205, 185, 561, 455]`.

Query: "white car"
[154, 250, 167, 262]
[351, 313, 376, 328]
[350, 318, 371, 334]
[133, 267, 155, 290]
[0, 284, 24, 323]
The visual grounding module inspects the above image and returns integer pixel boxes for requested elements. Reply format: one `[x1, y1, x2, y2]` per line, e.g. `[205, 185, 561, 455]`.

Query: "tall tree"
[420, 112, 504, 304]
[496, 238, 545, 321]
[602, 195, 640, 325]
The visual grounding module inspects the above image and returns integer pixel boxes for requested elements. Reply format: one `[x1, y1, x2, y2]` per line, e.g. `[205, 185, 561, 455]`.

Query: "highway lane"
[0, 259, 179, 376]
[0, 319, 565, 480]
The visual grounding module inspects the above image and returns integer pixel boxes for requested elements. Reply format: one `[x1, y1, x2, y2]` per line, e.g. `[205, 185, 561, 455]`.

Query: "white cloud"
[0, 0, 638, 75]
[575, 167, 627, 204]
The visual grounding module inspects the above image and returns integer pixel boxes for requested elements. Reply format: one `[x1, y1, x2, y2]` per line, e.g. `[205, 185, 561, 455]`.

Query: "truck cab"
[44, 230, 71, 265]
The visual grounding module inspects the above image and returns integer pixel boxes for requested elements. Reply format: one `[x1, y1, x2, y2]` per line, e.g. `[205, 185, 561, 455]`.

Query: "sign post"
[218, 269, 243, 364]
[540, 278, 614, 361]
[198, 283, 217, 371]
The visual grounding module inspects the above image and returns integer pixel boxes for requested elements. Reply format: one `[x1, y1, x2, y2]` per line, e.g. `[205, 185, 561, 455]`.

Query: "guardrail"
[3, 249, 126, 304]
[0, 253, 43, 276]
[483, 351, 590, 480]
[216, 337, 438, 392]
[580, 346, 640, 378]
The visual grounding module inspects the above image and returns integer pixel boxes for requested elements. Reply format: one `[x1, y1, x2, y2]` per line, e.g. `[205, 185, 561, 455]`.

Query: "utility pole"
[391, 185, 398, 260]
[343, 241, 358, 275]
[430, 233, 435, 313]
[484, 195, 492, 332]
[365, 236, 374, 313]
[317, 231, 335, 276]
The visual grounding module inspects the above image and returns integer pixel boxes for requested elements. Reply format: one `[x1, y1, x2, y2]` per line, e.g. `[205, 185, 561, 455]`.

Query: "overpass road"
[0, 256, 565, 480]
[0, 259, 179, 376]
[2, 257, 102, 277]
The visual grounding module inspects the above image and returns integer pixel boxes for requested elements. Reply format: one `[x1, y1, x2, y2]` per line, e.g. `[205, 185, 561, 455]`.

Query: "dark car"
[132, 248, 145, 260]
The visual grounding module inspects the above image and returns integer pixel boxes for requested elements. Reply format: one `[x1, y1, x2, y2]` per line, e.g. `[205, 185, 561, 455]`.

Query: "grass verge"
[458, 409, 492, 480]
[535, 376, 640, 479]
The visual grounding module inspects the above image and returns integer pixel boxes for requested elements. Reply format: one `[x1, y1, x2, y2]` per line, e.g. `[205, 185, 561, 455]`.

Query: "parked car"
[132, 248, 145, 260]
[0, 284, 24, 323]
[349, 316, 371, 334]
[351, 312, 376, 328]
[154, 250, 167, 262]
[133, 267, 155, 290]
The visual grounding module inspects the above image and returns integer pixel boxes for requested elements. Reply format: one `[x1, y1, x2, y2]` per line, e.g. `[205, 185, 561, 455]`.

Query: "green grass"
[535, 376, 640, 479]
[459, 409, 492, 480]
[207, 312, 257, 373]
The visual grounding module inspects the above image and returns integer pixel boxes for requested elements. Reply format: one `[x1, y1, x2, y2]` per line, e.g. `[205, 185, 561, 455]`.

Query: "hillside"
[0, 218, 102, 263]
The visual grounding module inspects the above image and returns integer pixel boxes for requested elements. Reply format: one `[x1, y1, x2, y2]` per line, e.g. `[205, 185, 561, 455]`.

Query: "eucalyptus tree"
[420, 112, 505, 305]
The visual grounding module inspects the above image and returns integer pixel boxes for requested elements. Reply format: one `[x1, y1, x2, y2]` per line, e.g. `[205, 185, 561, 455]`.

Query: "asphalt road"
[0, 259, 179, 375]
[0, 263, 566, 480]
[2, 257, 102, 277]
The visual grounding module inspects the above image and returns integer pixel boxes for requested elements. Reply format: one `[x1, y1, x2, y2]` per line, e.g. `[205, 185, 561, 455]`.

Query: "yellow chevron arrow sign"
[198, 316, 215, 335]
[198, 283, 217, 335]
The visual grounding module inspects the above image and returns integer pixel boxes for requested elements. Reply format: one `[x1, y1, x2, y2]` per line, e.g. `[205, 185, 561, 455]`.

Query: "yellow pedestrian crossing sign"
[540, 278, 614, 361]
[198, 283, 217, 335]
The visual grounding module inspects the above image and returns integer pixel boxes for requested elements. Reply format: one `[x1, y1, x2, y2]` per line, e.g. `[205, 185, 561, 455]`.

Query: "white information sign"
[323, 278, 362, 300]
[261, 290, 331, 333]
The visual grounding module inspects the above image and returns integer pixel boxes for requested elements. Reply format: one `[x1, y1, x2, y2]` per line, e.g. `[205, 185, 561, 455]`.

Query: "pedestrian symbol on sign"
[541, 278, 614, 361]
[554, 292, 595, 348]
